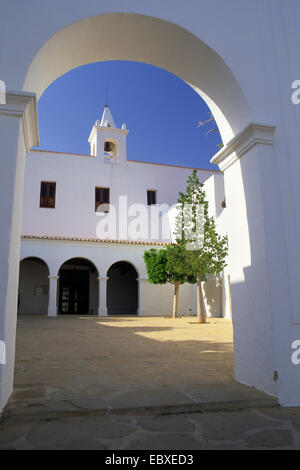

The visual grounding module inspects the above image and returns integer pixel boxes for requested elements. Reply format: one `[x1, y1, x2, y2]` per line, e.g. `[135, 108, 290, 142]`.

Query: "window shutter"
[40, 182, 56, 208]
[147, 190, 156, 205]
[95, 187, 110, 211]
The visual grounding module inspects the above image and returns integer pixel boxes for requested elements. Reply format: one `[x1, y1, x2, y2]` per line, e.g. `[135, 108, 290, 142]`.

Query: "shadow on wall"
[18, 258, 49, 315]
[214, 175, 226, 219]
[227, 144, 283, 396]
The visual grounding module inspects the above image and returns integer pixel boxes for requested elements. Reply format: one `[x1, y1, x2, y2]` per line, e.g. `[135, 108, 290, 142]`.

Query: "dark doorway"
[58, 258, 98, 315]
[59, 269, 89, 314]
[18, 257, 49, 315]
[107, 261, 138, 315]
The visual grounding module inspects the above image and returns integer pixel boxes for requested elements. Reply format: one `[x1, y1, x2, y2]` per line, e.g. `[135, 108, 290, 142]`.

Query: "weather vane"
[104, 84, 110, 108]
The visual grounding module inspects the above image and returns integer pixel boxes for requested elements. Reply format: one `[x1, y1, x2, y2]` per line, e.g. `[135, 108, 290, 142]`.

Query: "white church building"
[18, 105, 229, 319]
[4, 0, 300, 409]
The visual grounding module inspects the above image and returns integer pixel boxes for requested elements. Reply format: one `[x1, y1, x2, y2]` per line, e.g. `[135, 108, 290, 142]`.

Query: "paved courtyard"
[1, 315, 299, 450]
[13, 315, 236, 403]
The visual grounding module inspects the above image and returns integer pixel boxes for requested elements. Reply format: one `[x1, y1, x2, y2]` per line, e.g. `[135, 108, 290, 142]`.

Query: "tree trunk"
[196, 273, 207, 323]
[172, 283, 180, 318]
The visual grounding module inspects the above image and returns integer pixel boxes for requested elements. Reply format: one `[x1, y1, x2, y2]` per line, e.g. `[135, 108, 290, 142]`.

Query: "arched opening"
[104, 138, 118, 161]
[58, 258, 99, 315]
[22, 13, 251, 145]
[107, 261, 138, 315]
[2, 7, 288, 413]
[20, 12, 252, 378]
[18, 257, 50, 315]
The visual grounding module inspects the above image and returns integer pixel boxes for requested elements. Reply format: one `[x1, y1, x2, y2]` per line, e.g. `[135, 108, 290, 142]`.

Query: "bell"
[104, 141, 114, 152]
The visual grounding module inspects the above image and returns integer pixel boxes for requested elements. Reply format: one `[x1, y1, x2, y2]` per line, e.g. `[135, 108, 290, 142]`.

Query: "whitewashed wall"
[21, 157, 226, 318]
[20, 238, 199, 317]
[2, 0, 300, 408]
[202, 174, 228, 318]
[21, 149, 218, 241]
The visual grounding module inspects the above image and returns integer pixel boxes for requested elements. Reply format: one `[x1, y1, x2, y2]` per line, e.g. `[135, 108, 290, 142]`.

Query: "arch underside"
[58, 258, 99, 315]
[18, 257, 50, 315]
[107, 261, 138, 315]
[24, 13, 251, 145]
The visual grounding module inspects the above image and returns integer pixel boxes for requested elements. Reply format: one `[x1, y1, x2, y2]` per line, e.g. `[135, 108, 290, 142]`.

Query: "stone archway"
[1, 4, 298, 409]
[18, 257, 50, 315]
[22, 13, 251, 145]
[58, 258, 99, 315]
[107, 261, 138, 316]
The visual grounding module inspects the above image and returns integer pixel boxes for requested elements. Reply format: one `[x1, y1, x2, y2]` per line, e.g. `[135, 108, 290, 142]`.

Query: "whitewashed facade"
[2, 1, 300, 409]
[19, 106, 226, 318]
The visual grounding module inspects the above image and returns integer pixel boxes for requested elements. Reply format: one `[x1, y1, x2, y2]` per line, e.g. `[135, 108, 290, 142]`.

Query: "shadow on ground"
[0, 316, 286, 450]
[13, 315, 235, 404]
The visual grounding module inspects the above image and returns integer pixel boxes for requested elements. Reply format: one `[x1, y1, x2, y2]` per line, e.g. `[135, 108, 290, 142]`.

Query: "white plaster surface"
[1, 1, 300, 409]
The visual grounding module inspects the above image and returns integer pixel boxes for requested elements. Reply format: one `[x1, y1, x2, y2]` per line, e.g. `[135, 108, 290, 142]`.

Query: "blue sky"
[35, 61, 222, 170]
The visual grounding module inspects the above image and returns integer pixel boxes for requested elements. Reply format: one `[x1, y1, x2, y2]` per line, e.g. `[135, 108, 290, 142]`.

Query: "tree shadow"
[13, 316, 234, 403]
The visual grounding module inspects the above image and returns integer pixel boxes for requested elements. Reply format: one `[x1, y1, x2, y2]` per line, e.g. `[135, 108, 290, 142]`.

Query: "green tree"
[174, 170, 228, 323]
[143, 244, 196, 318]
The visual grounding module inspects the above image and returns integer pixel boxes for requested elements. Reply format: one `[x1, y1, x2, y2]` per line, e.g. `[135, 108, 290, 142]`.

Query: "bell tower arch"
[88, 105, 129, 164]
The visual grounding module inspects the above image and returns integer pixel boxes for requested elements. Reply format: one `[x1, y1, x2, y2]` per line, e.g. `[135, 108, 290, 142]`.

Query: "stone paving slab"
[13, 316, 236, 404]
[1, 315, 290, 449]
[4, 380, 278, 420]
[1, 406, 300, 450]
[5, 316, 276, 418]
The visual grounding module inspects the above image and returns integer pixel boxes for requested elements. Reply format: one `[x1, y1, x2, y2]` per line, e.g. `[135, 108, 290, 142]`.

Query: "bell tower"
[88, 106, 129, 164]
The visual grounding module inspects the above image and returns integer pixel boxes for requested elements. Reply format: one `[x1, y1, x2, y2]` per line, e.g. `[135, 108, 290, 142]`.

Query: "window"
[40, 182, 56, 208]
[95, 187, 110, 212]
[147, 190, 157, 206]
[35, 285, 48, 296]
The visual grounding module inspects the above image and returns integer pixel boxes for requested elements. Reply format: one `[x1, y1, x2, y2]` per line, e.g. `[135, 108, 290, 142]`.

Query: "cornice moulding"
[21, 234, 170, 246]
[96, 125, 129, 136]
[210, 122, 276, 172]
[0, 90, 39, 152]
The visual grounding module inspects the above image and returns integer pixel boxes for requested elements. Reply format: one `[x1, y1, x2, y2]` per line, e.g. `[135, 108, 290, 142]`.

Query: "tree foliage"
[143, 244, 196, 318]
[174, 170, 228, 323]
[143, 245, 196, 286]
[143, 170, 228, 321]
[174, 169, 228, 281]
